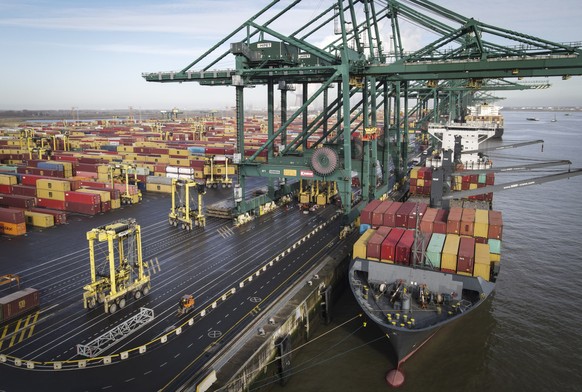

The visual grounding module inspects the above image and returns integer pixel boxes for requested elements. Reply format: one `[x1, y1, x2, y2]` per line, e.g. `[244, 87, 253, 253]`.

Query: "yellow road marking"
[18, 314, 32, 343]
[9, 318, 22, 347]
[0, 325, 8, 349]
[28, 311, 39, 338]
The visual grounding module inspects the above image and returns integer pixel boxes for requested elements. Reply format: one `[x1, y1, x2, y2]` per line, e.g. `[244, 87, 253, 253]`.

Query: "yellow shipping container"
[0, 174, 17, 185]
[36, 179, 71, 192]
[417, 179, 424, 187]
[216, 166, 236, 175]
[36, 189, 66, 201]
[111, 199, 121, 209]
[410, 168, 419, 179]
[475, 243, 490, 264]
[24, 211, 54, 228]
[441, 234, 460, 271]
[169, 157, 189, 166]
[77, 188, 111, 202]
[117, 146, 134, 153]
[469, 183, 478, 190]
[169, 148, 188, 156]
[97, 165, 110, 174]
[474, 209, 489, 238]
[490, 253, 501, 264]
[146, 183, 172, 193]
[473, 263, 490, 281]
[474, 243, 491, 280]
[352, 229, 377, 260]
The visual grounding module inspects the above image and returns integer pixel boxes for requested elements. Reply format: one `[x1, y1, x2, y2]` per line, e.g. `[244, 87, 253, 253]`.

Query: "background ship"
[465, 103, 505, 138]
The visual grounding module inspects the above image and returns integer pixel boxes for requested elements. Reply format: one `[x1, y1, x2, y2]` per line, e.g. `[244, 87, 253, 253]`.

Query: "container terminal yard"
[2, 1, 582, 391]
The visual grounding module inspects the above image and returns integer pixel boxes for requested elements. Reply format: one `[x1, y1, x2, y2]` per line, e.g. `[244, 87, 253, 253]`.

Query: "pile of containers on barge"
[349, 198, 502, 386]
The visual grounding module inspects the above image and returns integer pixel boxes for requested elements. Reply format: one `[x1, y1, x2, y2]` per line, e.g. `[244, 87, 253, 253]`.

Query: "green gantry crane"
[142, 0, 582, 225]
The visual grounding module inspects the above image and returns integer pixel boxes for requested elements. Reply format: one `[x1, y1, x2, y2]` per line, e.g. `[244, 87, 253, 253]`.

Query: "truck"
[177, 294, 195, 316]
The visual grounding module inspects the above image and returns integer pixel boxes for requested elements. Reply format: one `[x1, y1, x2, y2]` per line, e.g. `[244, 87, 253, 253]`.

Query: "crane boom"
[443, 168, 582, 200]
[462, 139, 544, 154]
[452, 160, 572, 175]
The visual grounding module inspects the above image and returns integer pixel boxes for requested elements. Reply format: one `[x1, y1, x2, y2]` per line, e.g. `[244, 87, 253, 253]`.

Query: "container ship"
[348, 123, 581, 387]
[349, 202, 501, 387]
[465, 103, 504, 138]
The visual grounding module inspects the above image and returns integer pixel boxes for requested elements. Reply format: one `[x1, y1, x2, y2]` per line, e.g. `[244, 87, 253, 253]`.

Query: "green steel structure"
[143, 0, 582, 224]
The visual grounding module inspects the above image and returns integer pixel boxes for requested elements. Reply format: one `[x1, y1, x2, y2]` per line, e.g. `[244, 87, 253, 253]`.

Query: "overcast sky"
[1, 0, 581, 111]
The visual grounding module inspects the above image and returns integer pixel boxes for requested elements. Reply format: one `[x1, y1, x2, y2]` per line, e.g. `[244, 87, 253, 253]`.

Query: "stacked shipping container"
[353, 203, 503, 281]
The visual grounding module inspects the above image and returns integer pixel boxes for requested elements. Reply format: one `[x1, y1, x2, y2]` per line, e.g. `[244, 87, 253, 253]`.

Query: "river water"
[268, 111, 582, 392]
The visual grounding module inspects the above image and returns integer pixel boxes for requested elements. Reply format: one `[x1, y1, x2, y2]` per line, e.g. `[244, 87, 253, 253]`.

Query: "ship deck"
[349, 259, 492, 332]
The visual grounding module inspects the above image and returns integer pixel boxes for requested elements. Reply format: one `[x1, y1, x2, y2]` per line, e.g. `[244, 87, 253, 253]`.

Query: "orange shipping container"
[446, 207, 463, 234]
[0, 221, 27, 236]
[460, 208, 476, 236]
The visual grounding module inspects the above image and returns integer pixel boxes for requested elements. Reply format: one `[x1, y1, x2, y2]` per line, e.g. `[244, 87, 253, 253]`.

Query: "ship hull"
[493, 127, 504, 138]
[349, 258, 495, 365]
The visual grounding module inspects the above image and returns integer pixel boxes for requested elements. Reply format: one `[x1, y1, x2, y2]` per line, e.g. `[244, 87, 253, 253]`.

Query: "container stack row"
[0, 168, 128, 233]
[360, 200, 502, 241]
[355, 200, 504, 281]
[353, 228, 501, 281]
[408, 166, 495, 202]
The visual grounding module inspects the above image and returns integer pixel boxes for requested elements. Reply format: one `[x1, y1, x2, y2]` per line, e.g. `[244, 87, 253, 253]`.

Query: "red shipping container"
[420, 207, 438, 233]
[488, 210, 503, 240]
[383, 202, 402, 227]
[20, 174, 48, 187]
[360, 200, 382, 225]
[30, 207, 67, 225]
[68, 179, 82, 191]
[460, 208, 476, 236]
[421, 167, 433, 181]
[447, 207, 463, 234]
[76, 163, 100, 172]
[395, 202, 416, 228]
[0, 207, 25, 224]
[457, 237, 476, 273]
[395, 230, 415, 265]
[37, 198, 67, 210]
[101, 201, 111, 213]
[11, 185, 36, 197]
[189, 160, 205, 169]
[371, 201, 392, 227]
[64, 191, 100, 205]
[433, 209, 448, 234]
[381, 228, 405, 261]
[79, 180, 107, 189]
[366, 227, 392, 259]
[65, 201, 99, 215]
[0, 288, 40, 323]
[0, 184, 12, 194]
[486, 172, 495, 185]
[16, 166, 65, 178]
[407, 202, 428, 229]
[0, 194, 36, 209]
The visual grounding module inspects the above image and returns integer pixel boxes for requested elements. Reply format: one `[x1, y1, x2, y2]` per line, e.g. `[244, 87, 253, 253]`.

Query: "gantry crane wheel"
[311, 147, 339, 176]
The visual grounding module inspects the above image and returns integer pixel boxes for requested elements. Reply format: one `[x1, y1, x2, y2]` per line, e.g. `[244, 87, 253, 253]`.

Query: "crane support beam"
[443, 169, 582, 200]
[452, 160, 572, 175]
[462, 139, 544, 154]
